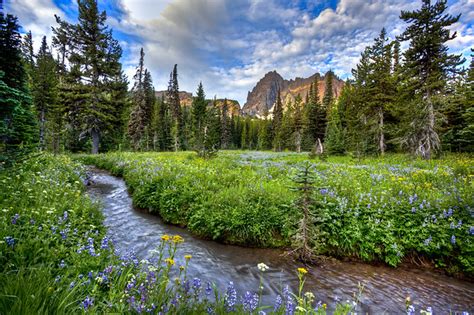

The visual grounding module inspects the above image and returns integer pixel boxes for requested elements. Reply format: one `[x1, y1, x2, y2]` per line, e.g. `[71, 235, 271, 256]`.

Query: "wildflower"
[424, 306, 433, 315]
[165, 258, 175, 266]
[60, 229, 68, 240]
[172, 235, 184, 243]
[11, 213, 19, 224]
[69, 281, 75, 289]
[205, 281, 213, 297]
[224, 281, 237, 311]
[59, 260, 66, 268]
[320, 188, 328, 195]
[304, 292, 315, 302]
[55, 275, 61, 283]
[297, 267, 308, 275]
[243, 291, 259, 312]
[4, 236, 15, 247]
[257, 262, 269, 272]
[470, 226, 474, 235]
[82, 296, 94, 310]
[161, 235, 170, 241]
[274, 294, 282, 311]
[451, 235, 456, 245]
[101, 236, 110, 249]
[192, 277, 202, 292]
[185, 254, 192, 260]
[424, 235, 432, 246]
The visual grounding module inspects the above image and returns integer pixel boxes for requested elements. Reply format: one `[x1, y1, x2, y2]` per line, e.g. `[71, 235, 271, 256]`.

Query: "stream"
[87, 168, 473, 314]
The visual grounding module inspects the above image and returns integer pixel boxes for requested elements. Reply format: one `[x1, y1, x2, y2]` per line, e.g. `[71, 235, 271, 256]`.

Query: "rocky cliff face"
[155, 91, 194, 107]
[208, 99, 241, 117]
[242, 71, 344, 117]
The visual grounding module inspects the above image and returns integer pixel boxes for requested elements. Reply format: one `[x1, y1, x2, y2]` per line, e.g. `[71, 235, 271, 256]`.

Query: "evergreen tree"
[0, 13, 37, 162]
[167, 64, 183, 151]
[272, 88, 284, 151]
[304, 78, 321, 150]
[325, 102, 345, 154]
[191, 82, 207, 152]
[128, 48, 154, 151]
[58, 0, 125, 154]
[318, 71, 333, 143]
[21, 31, 35, 81]
[292, 95, 304, 152]
[31, 36, 59, 151]
[220, 98, 231, 149]
[398, 0, 464, 159]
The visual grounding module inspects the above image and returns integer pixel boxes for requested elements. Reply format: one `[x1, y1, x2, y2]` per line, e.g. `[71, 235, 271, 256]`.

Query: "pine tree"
[318, 71, 333, 143]
[31, 36, 59, 151]
[292, 95, 304, 152]
[21, 31, 35, 82]
[191, 82, 207, 152]
[325, 102, 345, 154]
[398, 0, 464, 159]
[220, 98, 231, 149]
[0, 13, 37, 162]
[128, 48, 154, 151]
[304, 78, 321, 150]
[272, 88, 284, 151]
[58, 0, 125, 154]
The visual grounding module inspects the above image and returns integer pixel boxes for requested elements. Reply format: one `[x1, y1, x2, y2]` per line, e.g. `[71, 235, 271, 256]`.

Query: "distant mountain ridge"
[154, 91, 240, 117]
[242, 70, 344, 117]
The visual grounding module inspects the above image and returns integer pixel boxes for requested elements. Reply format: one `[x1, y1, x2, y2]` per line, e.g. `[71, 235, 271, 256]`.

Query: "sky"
[4, 0, 474, 105]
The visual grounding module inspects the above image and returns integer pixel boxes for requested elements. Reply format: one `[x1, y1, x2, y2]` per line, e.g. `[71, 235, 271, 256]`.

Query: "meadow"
[1, 152, 472, 314]
[79, 151, 473, 276]
[0, 154, 359, 314]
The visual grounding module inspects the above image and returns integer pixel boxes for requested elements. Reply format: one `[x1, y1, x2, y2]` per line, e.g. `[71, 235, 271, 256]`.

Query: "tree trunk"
[39, 109, 46, 151]
[91, 128, 100, 154]
[378, 107, 385, 156]
[295, 131, 301, 153]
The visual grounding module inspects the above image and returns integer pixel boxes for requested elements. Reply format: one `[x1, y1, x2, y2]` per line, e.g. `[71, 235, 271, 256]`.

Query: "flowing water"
[87, 169, 473, 314]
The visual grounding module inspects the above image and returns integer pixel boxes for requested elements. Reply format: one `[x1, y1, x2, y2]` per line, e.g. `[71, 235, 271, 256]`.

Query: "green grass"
[0, 153, 364, 314]
[78, 151, 474, 276]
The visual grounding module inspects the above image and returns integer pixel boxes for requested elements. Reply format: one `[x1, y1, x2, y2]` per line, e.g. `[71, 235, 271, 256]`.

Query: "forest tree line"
[0, 0, 472, 164]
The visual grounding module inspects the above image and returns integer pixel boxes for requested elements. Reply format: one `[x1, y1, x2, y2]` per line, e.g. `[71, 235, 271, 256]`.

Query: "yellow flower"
[165, 258, 175, 266]
[185, 255, 192, 260]
[174, 277, 180, 285]
[297, 267, 308, 275]
[322, 303, 327, 310]
[179, 265, 185, 271]
[172, 235, 184, 243]
[161, 235, 170, 241]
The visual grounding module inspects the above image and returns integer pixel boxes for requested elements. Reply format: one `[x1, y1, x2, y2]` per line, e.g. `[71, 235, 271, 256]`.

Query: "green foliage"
[0, 13, 37, 164]
[79, 151, 474, 276]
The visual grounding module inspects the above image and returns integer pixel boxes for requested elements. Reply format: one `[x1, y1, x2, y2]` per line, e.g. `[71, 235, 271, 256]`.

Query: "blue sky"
[6, 0, 474, 105]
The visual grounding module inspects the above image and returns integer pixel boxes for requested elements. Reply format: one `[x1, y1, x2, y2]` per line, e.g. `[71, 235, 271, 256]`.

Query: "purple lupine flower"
[224, 281, 237, 311]
[59, 260, 66, 268]
[286, 297, 295, 315]
[30, 219, 35, 225]
[11, 213, 19, 224]
[192, 278, 202, 293]
[407, 305, 415, 315]
[274, 295, 282, 311]
[451, 235, 456, 245]
[4, 236, 15, 247]
[469, 226, 474, 235]
[411, 207, 416, 213]
[69, 281, 75, 289]
[101, 236, 110, 250]
[242, 291, 259, 312]
[82, 296, 93, 310]
[60, 229, 68, 240]
[320, 188, 328, 195]
[205, 281, 212, 297]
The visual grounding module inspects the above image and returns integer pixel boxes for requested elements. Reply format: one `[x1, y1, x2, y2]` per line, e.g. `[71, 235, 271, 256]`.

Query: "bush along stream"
[78, 151, 474, 278]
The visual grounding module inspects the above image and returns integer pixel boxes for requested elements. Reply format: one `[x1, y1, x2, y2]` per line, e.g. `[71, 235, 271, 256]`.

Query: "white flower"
[304, 292, 315, 300]
[257, 263, 269, 272]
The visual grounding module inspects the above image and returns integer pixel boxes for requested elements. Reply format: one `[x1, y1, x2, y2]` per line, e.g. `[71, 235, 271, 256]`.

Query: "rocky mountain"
[155, 91, 240, 116]
[242, 71, 344, 117]
[155, 91, 193, 107]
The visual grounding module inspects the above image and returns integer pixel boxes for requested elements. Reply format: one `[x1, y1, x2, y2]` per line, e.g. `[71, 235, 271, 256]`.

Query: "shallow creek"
[87, 168, 473, 314]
